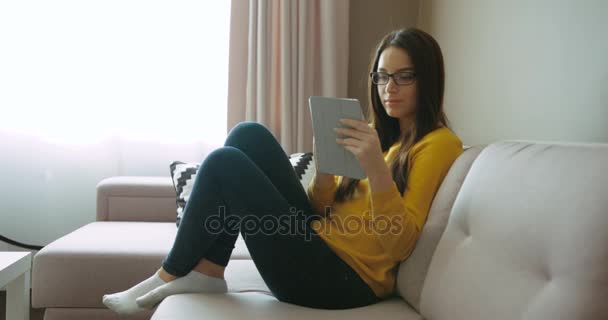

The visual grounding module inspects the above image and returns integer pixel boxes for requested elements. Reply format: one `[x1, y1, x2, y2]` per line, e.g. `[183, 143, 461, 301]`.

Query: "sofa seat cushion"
[151, 293, 422, 320]
[32, 221, 251, 308]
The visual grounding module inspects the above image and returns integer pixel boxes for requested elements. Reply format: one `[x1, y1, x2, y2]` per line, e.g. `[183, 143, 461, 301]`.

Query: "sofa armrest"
[96, 176, 177, 222]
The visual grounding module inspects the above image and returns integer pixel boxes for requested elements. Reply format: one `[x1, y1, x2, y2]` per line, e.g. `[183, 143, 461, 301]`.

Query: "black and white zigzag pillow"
[169, 161, 199, 227]
[288, 152, 315, 189]
[170, 152, 315, 227]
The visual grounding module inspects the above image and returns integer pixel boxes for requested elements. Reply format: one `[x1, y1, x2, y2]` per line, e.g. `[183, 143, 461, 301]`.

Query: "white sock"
[135, 270, 227, 309]
[102, 271, 166, 315]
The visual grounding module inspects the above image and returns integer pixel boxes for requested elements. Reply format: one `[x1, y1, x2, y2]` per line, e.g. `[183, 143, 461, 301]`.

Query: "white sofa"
[31, 141, 608, 319]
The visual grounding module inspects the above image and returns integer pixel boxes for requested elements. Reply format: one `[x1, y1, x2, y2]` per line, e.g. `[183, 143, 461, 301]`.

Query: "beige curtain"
[227, 0, 350, 154]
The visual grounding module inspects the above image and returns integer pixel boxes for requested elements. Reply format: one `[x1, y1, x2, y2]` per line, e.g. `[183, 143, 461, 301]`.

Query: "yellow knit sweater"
[307, 127, 463, 298]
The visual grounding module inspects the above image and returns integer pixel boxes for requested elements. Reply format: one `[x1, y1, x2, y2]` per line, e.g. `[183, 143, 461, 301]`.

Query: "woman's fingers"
[336, 137, 361, 147]
[334, 127, 368, 140]
[339, 119, 372, 132]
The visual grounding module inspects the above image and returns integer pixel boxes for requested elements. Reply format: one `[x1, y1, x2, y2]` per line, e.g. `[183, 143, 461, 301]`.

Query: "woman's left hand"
[335, 119, 385, 175]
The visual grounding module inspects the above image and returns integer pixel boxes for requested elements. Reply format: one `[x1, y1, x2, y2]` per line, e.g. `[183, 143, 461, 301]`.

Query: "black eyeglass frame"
[369, 71, 416, 86]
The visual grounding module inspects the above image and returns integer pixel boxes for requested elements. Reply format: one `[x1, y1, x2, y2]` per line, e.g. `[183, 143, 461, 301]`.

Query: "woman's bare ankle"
[157, 268, 178, 282]
[193, 258, 226, 280]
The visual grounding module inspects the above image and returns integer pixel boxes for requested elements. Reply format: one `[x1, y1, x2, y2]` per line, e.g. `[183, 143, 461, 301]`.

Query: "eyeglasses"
[370, 71, 416, 86]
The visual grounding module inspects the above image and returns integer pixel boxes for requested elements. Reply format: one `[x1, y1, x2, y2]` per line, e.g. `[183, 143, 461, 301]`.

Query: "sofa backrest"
[419, 141, 608, 320]
[396, 145, 485, 311]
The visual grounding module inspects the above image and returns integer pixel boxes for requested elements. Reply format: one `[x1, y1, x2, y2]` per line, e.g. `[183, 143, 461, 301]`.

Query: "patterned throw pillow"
[170, 152, 315, 227]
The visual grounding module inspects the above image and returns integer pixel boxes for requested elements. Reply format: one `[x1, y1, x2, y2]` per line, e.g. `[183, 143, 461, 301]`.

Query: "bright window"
[0, 1, 231, 145]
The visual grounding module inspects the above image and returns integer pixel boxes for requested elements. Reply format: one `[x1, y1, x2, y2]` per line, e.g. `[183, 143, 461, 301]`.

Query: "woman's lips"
[384, 99, 403, 105]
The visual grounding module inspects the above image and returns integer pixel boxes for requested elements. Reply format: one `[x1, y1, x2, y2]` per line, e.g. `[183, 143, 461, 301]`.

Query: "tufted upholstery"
[420, 141, 608, 320]
[397, 145, 485, 310]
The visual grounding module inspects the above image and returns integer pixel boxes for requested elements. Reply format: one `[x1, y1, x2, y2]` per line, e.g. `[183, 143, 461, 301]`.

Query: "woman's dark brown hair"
[334, 28, 451, 202]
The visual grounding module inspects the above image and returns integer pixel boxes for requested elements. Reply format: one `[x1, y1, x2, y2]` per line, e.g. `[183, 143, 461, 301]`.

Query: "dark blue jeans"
[161, 121, 380, 309]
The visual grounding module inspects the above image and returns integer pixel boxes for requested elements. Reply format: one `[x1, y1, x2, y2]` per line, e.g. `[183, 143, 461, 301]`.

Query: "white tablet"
[308, 96, 367, 179]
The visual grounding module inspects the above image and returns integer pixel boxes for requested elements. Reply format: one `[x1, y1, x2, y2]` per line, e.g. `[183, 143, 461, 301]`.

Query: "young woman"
[102, 27, 463, 313]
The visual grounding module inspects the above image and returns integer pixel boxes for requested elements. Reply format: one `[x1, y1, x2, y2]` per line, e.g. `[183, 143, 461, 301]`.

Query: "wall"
[418, 0, 608, 145]
[348, 0, 422, 109]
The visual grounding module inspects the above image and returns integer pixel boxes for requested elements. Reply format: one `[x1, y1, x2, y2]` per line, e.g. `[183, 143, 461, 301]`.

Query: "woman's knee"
[203, 146, 247, 170]
[225, 121, 273, 146]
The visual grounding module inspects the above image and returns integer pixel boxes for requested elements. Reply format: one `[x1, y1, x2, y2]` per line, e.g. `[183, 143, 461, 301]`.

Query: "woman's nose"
[384, 78, 399, 93]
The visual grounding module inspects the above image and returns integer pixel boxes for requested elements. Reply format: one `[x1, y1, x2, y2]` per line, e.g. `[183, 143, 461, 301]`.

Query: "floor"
[0, 291, 44, 320]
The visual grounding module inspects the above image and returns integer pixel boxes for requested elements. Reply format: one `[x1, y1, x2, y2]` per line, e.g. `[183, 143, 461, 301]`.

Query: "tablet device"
[308, 96, 367, 179]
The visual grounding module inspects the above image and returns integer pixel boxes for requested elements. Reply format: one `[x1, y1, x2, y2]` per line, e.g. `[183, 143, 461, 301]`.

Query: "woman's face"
[376, 46, 417, 126]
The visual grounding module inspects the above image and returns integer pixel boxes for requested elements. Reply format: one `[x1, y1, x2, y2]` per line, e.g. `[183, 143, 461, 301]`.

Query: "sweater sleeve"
[306, 174, 339, 216]
[369, 135, 463, 262]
